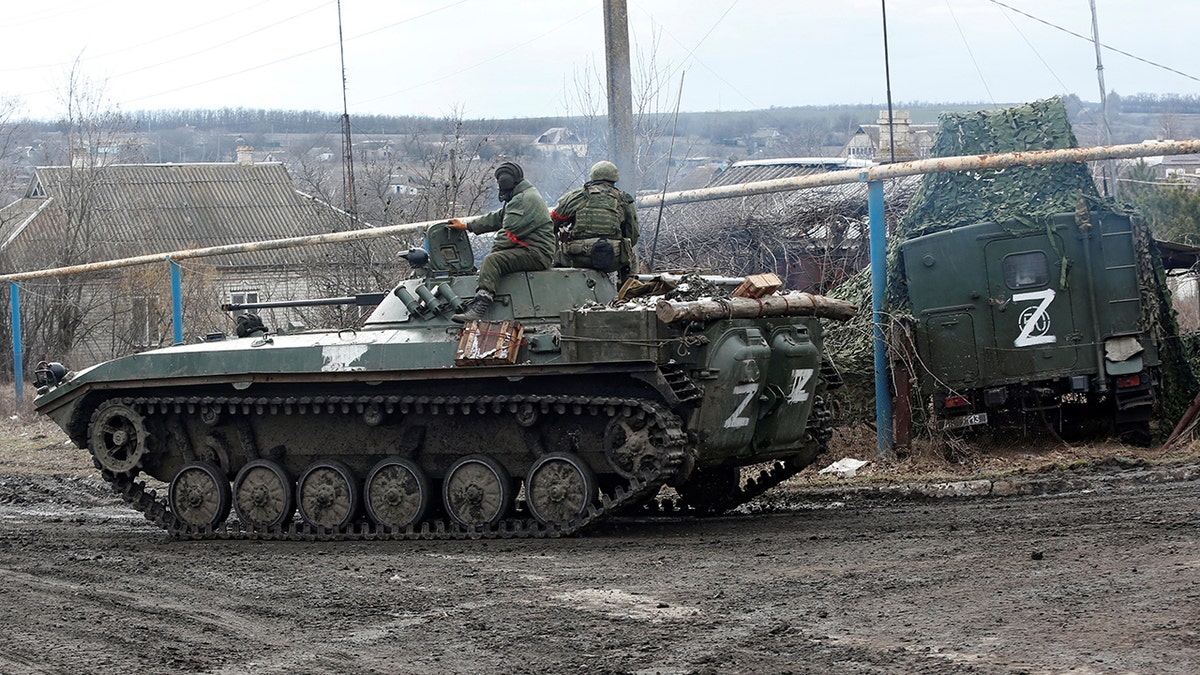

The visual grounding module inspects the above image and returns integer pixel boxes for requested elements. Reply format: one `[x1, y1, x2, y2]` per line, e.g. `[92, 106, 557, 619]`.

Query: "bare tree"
[1159, 112, 1182, 140]
[271, 112, 499, 330]
[397, 109, 495, 222]
[105, 261, 225, 357]
[0, 97, 24, 204]
[558, 25, 676, 193]
[0, 96, 25, 380]
[645, 179, 917, 290]
[14, 60, 142, 368]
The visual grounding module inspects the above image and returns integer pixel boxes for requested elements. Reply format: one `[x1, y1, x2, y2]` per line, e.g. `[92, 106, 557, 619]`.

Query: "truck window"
[1003, 251, 1048, 290]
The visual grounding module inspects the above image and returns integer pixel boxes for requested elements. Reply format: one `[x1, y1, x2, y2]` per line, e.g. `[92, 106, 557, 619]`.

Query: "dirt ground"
[0, 417, 1198, 674]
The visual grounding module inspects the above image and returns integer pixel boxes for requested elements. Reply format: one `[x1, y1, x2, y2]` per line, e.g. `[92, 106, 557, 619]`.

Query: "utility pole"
[603, 0, 636, 190]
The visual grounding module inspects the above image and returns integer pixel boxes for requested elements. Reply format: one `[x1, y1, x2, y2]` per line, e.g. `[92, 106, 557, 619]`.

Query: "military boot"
[451, 290, 494, 324]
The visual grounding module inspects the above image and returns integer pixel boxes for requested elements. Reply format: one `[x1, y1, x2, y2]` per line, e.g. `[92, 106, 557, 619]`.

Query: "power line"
[663, 1, 737, 83]
[115, 2, 332, 82]
[986, 0, 1200, 84]
[946, 0, 995, 104]
[991, 2, 1070, 92]
[14, 1, 336, 105]
[631, 2, 759, 111]
[349, 4, 592, 110]
[123, 0, 471, 109]
[0, 0, 282, 75]
[25, 1, 473, 111]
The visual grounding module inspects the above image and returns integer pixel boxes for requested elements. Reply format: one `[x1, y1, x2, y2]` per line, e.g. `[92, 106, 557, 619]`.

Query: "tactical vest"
[555, 182, 630, 273]
[571, 183, 623, 240]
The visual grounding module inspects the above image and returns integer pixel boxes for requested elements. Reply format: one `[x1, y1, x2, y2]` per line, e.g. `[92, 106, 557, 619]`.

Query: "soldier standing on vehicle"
[449, 162, 555, 323]
[551, 160, 640, 283]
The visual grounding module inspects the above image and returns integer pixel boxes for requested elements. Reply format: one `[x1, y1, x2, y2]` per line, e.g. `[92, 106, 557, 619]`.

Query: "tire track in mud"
[0, 567, 281, 639]
[0, 471, 1195, 673]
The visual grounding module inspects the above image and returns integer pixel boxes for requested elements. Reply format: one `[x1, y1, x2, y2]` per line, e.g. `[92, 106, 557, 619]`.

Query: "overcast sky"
[2, 0, 1197, 121]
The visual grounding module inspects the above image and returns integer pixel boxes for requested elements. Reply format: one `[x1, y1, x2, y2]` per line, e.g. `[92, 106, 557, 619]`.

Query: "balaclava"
[495, 162, 524, 202]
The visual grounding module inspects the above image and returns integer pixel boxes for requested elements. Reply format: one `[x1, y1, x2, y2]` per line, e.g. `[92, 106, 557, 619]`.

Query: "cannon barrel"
[221, 292, 386, 312]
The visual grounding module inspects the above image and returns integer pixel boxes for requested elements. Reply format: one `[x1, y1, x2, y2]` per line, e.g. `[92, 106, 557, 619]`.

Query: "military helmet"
[588, 160, 619, 183]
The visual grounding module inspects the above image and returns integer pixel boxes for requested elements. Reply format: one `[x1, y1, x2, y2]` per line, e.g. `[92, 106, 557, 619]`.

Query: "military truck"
[32, 223, 853, 540]
[899, 209, 1158, 441]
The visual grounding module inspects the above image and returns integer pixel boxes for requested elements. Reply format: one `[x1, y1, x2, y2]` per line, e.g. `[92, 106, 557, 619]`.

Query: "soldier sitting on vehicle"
[550, 160, 640, 283]
[448, 162, 555, 323]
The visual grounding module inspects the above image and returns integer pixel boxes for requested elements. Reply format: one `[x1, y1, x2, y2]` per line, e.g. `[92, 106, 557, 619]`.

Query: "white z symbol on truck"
[1012, 288, 1056, 347]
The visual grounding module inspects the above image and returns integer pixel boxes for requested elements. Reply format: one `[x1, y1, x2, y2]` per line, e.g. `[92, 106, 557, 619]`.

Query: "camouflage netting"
[824, 97, 1197, 434]
[897, 97, 1100, 238]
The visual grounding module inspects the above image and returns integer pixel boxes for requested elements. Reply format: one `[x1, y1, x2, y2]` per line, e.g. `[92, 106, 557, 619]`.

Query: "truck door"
[984, 236, 1078, 377]
[922, 312, 979, 387]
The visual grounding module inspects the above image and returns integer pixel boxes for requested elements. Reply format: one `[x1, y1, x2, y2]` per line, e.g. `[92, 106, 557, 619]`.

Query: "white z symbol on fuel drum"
[787, 368, 814, 404]
[723, 383, 758, 429]
[1012, 288, 1057, 347]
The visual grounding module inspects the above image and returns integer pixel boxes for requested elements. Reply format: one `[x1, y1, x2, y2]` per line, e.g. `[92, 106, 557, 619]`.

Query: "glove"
[447, 218, 468, 231]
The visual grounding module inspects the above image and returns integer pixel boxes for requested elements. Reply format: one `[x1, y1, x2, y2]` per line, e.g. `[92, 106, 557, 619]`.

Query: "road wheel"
[88, 402, 151, 475]
[233, 459, 295, 530]
[169, 461, 232, 529]
[364, 458, 430, 531]
[525, 452, 596, 527]
[442, 455, 512, 528]
[297, 460, 361, 530]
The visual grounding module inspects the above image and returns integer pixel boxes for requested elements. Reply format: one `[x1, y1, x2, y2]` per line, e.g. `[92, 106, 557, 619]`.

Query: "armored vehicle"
[899, 209, 1158, 441]
[33, 223, 853, 540]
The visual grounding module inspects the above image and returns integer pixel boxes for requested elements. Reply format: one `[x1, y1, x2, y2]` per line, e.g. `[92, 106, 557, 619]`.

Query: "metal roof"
[0, 162, 388, 273]
[706, 158, 874, 188]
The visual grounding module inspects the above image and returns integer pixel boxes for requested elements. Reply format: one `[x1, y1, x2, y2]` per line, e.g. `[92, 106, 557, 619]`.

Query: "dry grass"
[794, 422, 1200, 488]
[0, 382, 37, 419]
[0, 415, 95, 478]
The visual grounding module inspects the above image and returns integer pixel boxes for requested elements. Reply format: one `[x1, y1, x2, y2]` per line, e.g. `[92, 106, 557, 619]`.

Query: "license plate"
[938, 412, 988, 431]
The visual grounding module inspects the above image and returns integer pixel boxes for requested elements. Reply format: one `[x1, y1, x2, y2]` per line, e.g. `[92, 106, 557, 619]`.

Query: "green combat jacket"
[468, 179, 556, 260]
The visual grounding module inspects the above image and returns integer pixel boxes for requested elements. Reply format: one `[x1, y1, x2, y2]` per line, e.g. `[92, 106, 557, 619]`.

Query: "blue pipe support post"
[10, 282, 23, 408]
[866, 178, 894, 458]
[169, 258, 183, 345]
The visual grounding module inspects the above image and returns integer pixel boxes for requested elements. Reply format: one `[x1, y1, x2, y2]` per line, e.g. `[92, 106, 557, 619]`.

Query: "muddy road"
[0, 469, 1196, 675]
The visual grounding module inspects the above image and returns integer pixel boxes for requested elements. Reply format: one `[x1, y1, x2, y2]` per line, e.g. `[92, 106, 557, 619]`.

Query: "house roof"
[850, 123, 939, 141]
[703, 157, 917, 230]
[706, 158, 874, 188]
[1159, 153, 1200, 166]
[642, 157, 918, 245]
[535, 128, 583, 145]
[0, 162, 374, 273]
[1156, 238, 1200, 270]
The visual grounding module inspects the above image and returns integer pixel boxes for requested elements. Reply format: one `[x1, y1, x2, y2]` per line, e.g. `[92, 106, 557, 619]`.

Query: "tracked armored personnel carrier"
[33, 223, 854, 540]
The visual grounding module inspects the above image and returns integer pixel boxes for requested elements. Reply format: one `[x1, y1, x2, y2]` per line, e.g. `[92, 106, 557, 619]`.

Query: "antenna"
[1089, 0, 1117, 198]
[648, 70, 685, 271]
[337, 0, 357, 217]
[881, 0, 896, 164]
